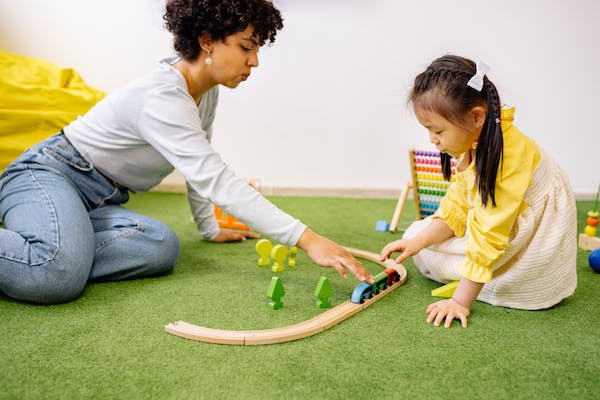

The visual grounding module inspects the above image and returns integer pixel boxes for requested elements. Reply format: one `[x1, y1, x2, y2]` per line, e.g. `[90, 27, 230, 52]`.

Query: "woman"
[0, 0, 372, 304]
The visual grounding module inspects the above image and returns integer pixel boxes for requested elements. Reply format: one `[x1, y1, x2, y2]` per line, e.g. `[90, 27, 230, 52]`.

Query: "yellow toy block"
[431, 280, 459, 298]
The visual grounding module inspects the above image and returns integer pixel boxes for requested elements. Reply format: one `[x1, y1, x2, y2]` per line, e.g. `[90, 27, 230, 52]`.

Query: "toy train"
[350, 268, 400, 304]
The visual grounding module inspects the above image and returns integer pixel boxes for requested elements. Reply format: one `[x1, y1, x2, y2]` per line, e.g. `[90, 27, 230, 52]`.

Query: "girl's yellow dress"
[405, 108, 577, 310]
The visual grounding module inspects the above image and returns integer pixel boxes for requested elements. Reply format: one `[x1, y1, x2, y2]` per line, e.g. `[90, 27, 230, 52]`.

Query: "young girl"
[0, 0, 372, 305]
[380, 55, 577, 328]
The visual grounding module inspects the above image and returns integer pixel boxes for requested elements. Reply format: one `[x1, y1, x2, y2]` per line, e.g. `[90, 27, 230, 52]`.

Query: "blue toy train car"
[350, 268, 400, 304]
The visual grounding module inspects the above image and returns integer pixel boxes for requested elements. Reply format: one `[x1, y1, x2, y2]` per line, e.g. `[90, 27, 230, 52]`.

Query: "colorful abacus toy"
[389, 149, 457, 232]
[409, 149, 457, 219]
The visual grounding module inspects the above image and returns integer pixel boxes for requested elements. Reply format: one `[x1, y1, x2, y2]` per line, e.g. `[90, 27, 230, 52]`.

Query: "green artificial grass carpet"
[1, 193, 599, 400]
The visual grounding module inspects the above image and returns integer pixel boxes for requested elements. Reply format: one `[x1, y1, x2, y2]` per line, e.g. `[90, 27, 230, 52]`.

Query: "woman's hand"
[379, 237, 425, 264]
[211, 228, 261, 243]
[296, 228, 373, 283]
[426, 298, 470, 328]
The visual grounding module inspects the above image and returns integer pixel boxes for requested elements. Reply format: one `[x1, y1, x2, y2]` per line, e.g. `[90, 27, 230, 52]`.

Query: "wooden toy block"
[431, 280, 459, 298]
[270, 244, 288, 273]
[375, 220, 390, 232]
[255, 239, 273, 267]
[579, 233, 600, 251]
[214, 205, 250, 231]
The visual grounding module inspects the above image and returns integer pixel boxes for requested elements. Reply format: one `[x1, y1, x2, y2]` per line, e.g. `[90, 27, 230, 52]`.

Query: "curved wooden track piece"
[165, 247, 407, 345]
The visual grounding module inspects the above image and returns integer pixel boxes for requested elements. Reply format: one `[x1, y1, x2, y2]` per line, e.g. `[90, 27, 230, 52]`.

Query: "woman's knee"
[1, 231, 95, 304]
[125, 218, 179, 277]
[4, 255, 93, 305]
[148, 224, 180, 273]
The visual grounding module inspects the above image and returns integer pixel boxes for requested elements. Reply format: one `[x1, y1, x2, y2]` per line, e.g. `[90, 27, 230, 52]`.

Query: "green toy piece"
[255, 238, 273, 267]
[431, 280, 459, 298]
[270, 244, 288, 273]
[372, 271, 389, 295]
[288, 246, 298, 267]
[313, 276, 333, 309]
[266, 276, 285, 309]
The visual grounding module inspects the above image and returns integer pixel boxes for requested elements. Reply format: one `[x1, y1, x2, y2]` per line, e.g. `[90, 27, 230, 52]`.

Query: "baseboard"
[151, 181, 402, 199]
[151, 181, 595, 201]
[259, 186, 402, 199]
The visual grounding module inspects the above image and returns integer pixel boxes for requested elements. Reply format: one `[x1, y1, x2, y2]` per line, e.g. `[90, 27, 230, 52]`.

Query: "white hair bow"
[466, 60, 490, 92]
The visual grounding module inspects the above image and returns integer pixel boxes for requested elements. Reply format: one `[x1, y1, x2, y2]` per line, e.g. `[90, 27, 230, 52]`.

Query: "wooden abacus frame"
[389, 148, 455, 232]
[165, 247, 407, 345]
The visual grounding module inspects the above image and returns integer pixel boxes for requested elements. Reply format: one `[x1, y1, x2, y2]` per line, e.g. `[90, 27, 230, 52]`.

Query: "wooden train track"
[165, 247, 407, 345]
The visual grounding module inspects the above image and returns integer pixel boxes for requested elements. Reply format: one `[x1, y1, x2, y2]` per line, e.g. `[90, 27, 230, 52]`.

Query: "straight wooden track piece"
[165, 247, 407, 345]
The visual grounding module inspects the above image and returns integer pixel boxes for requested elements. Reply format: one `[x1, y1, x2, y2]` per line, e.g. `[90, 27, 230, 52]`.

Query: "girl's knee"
[403, 217, 433, 240]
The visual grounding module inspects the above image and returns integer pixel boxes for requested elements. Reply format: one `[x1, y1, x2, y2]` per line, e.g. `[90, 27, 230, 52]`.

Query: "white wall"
[1, 0, 598, 196]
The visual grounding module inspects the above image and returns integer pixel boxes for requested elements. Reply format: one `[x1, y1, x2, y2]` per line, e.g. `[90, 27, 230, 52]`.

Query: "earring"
[204, 53, 213, 65]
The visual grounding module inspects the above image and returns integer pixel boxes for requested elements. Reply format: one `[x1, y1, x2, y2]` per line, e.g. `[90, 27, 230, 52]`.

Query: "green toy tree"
[266, 276, 285, 309]
[313, 276, 333, 309]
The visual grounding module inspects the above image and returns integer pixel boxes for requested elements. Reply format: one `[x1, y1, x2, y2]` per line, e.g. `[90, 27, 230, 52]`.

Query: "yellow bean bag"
[0, 51, 105, 172]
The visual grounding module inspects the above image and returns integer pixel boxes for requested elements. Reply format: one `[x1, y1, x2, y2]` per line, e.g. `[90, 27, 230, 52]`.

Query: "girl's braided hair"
[410, 55, 503, 207]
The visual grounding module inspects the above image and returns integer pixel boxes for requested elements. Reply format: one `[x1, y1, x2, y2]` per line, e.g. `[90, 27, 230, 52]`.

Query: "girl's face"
[208, 25, 260, 88]
[415, 108, 484, 158]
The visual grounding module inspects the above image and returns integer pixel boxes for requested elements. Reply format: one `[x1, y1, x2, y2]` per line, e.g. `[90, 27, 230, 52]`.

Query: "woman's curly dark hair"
[164, 0, 284, 60]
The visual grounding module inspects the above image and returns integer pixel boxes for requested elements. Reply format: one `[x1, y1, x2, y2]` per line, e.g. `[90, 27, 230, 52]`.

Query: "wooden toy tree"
[255, 239, 273, 267]
[313, 276, 333, 309]
[288, 246, 298, 267]
[266, 276, 285, 309]
[270, 244, 288, 273]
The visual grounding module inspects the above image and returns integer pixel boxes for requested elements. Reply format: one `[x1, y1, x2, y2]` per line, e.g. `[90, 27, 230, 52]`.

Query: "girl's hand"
[296, 229, 373, 283]
[211, 228, 261, 243]
[379, 238, 424, 264]
[426, 298, 470, 328]
[380, 218, 455, 264]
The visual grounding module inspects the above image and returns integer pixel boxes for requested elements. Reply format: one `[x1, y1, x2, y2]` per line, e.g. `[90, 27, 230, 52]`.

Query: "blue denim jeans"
[0, 133, 180, 304]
